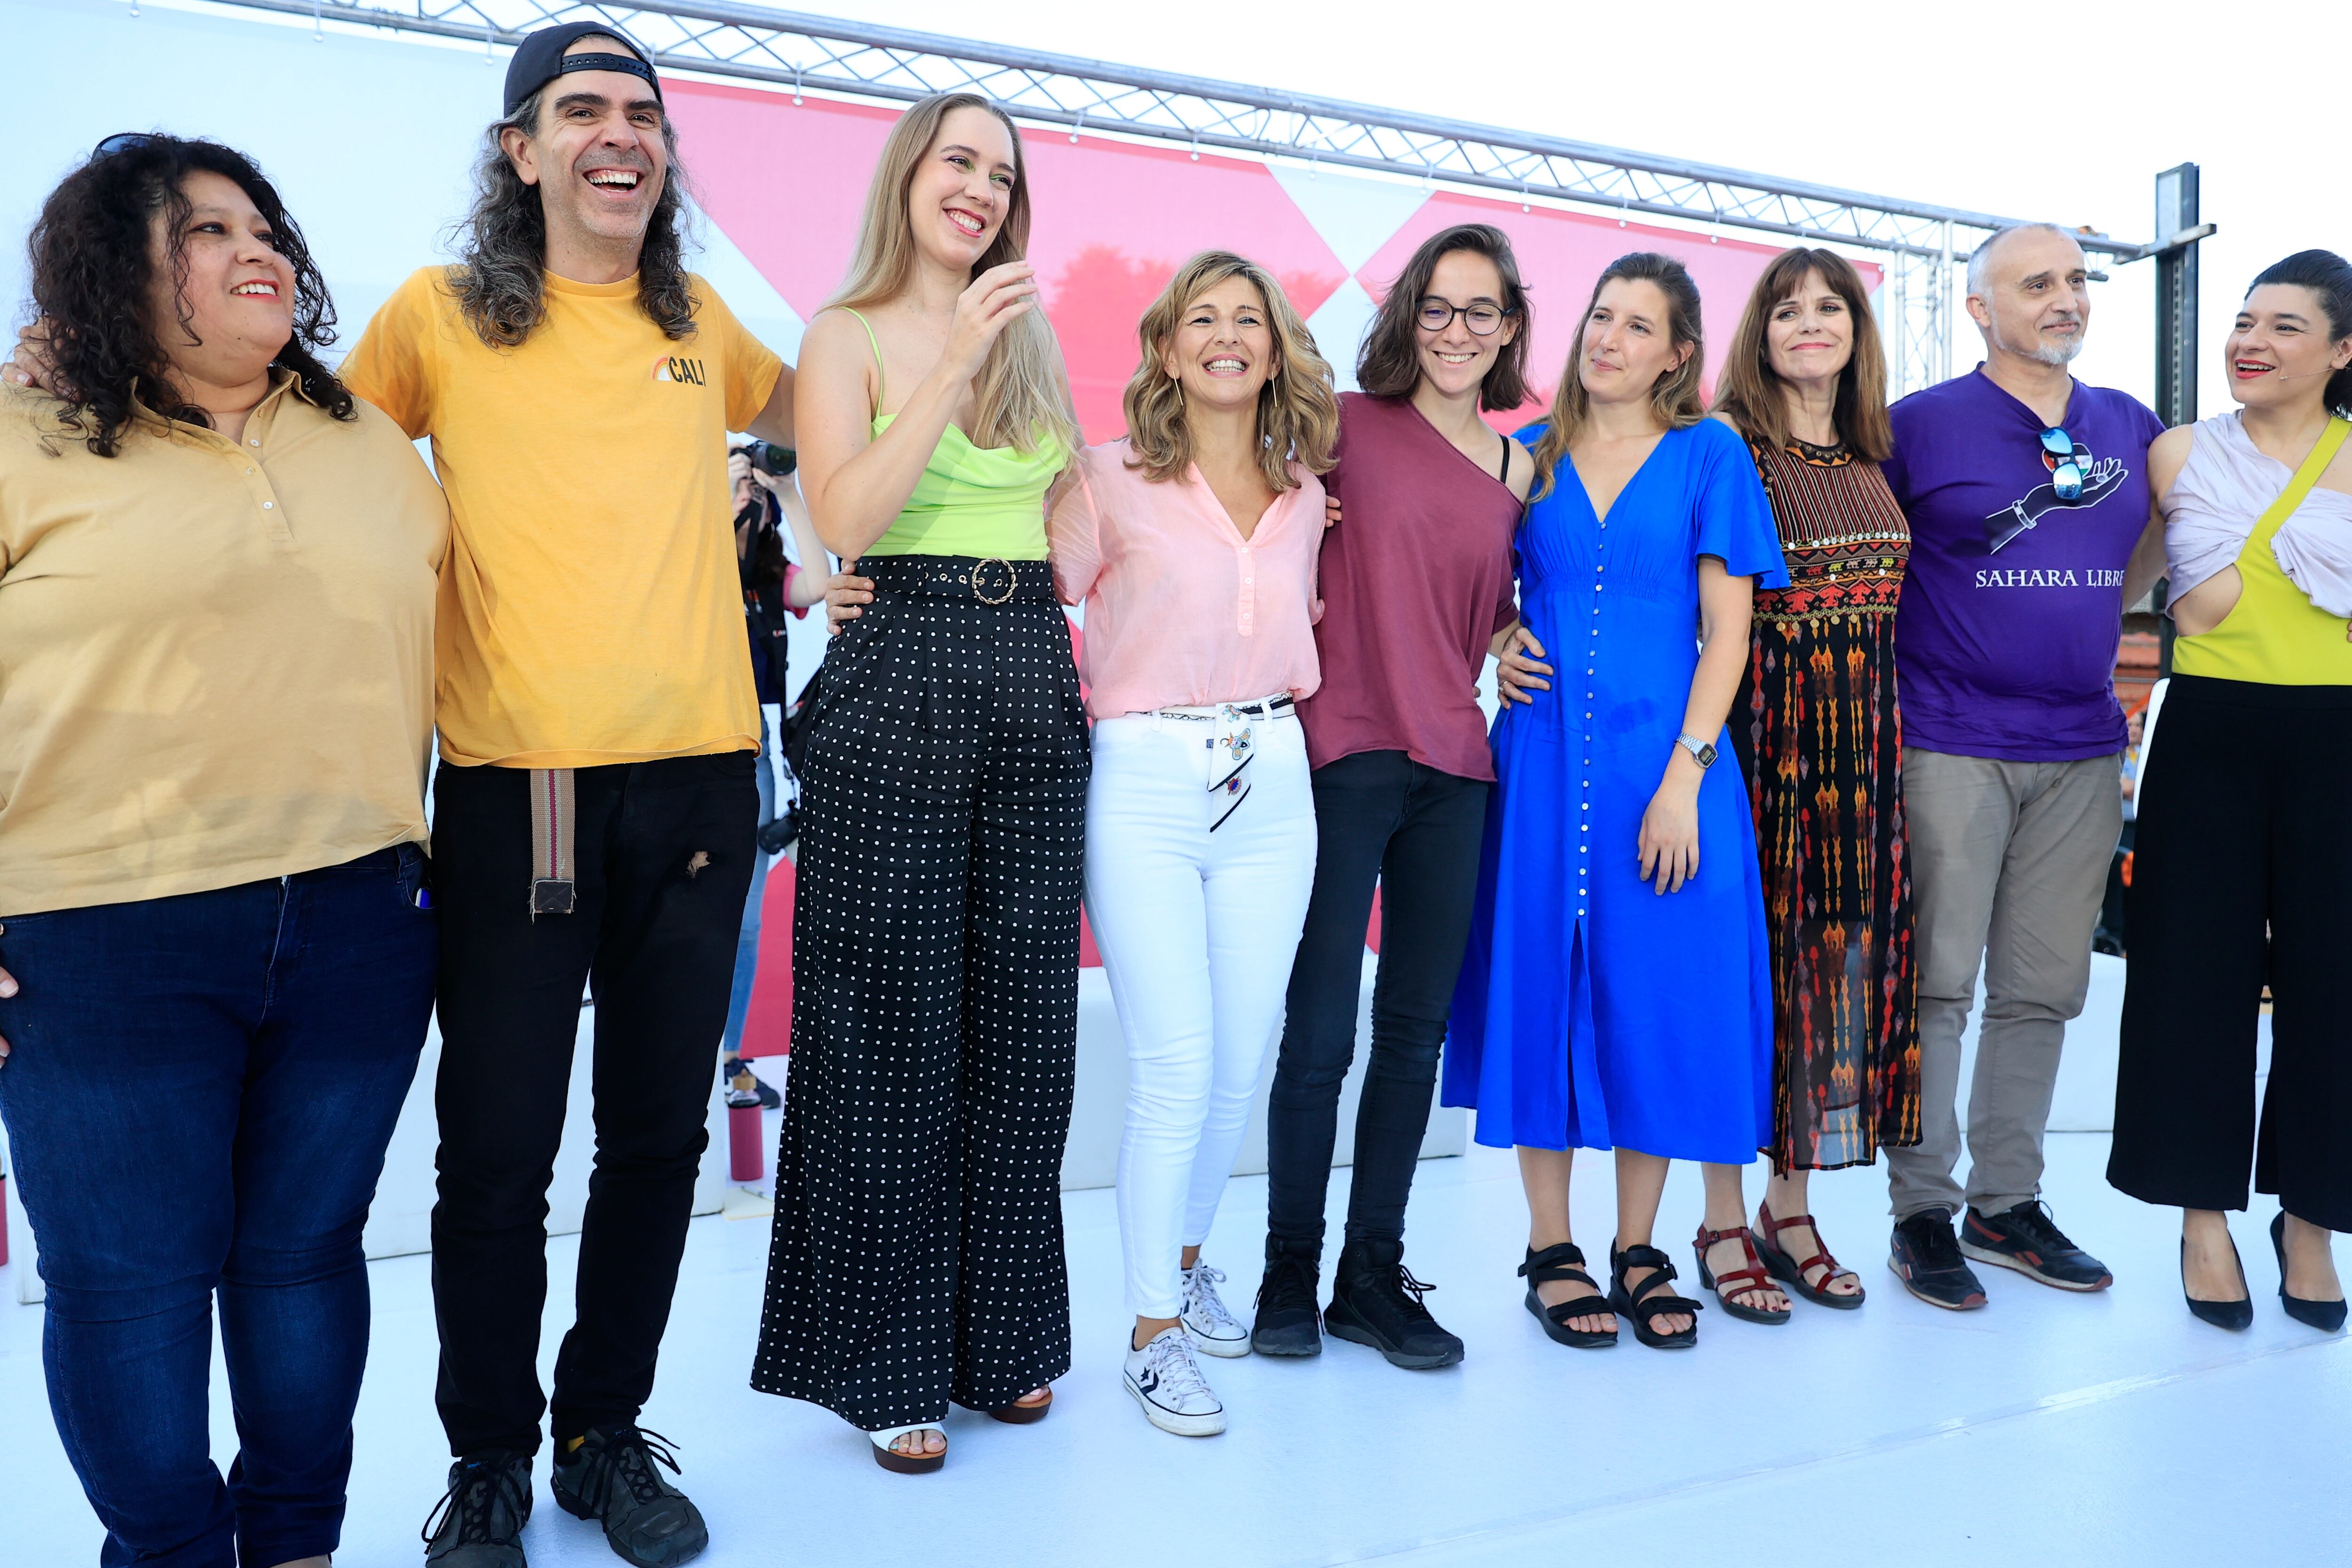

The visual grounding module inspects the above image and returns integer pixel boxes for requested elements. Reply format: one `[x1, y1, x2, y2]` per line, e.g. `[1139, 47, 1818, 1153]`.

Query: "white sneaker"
[1124, 1327, 1226, 1437]
[1180, 1261, 1251, 1358]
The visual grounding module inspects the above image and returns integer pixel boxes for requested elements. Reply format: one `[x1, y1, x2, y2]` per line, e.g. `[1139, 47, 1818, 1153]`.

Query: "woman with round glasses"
[1251, 222, 1534, 1370]
[1706, 248, 1917, 1315]
[2110, 248, 2352, 1333]
[0, 134, 444, 1568]
[1447, 251, 1788, 1351]
[754, 92, 1083, 1473]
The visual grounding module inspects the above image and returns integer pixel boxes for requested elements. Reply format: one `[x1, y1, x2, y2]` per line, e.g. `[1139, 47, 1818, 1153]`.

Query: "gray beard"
[1996, 318, 2085, 366]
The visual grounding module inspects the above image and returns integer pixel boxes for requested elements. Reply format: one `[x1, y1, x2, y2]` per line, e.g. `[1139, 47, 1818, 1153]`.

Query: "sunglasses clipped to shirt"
[2038, 426, 2087, 502]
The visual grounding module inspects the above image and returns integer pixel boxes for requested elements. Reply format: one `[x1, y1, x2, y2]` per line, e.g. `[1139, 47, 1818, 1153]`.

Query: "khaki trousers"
[1885, 748, 2120, 1220]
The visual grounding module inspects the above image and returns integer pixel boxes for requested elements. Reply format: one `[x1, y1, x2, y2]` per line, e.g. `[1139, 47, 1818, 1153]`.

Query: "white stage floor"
[4, 1128, 2347, 1567]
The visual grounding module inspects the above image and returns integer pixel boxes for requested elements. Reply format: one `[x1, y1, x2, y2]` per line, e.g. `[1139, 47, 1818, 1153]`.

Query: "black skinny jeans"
[429, 753, 757, 1457]
[1265, 749, 1489, 1253]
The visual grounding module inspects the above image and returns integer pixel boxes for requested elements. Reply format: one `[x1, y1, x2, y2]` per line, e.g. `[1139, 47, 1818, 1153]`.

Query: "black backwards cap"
[503, 22, 662, 118]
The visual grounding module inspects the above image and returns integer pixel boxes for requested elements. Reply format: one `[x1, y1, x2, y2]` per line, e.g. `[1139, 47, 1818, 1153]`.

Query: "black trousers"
[754, 557, 1087, 1430]
[430, 753, 757, 1456]
[2108, 676, 2352, 1230]
[1266, 749, 1489, 1251]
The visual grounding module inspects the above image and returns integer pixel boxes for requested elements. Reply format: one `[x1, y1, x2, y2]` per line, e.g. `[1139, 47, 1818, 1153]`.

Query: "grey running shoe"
[422, 1450, 532, 1568]
[550, 1427, 709, 1568]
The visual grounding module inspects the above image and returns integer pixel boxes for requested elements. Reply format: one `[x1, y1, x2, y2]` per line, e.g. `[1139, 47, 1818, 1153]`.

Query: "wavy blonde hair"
[1531, 252, 1707, 499]
[1122, 251, 1338, 489]
[829, 93, 1078, 456]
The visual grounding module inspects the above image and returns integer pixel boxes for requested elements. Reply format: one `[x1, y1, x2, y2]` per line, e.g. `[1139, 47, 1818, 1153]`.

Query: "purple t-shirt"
[1883, 367, 2165, 761]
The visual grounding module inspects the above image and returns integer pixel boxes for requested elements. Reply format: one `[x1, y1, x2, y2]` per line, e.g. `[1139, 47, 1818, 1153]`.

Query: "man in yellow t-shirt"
[336, 28, 795, 1568]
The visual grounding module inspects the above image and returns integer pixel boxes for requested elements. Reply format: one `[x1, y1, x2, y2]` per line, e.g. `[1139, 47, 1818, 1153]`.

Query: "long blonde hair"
[829, 93, 1079, 456]
[1530, 252, 1708, 499]
[1122, 251, 1339, 489]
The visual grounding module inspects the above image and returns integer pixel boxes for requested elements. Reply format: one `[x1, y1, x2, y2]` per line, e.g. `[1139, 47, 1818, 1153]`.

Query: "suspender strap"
[528, 767, 578, 917]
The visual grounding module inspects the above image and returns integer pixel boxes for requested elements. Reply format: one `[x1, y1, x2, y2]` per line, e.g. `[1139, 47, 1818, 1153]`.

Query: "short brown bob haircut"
[1122, 250, 1340, 490]
[1356, 222, 1533, 412]
[1712, 246, 1893, 462]
[1531, 252, 1706, 497]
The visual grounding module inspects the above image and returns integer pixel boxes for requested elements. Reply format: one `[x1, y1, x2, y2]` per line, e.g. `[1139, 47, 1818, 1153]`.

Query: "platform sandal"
[1754, 1201, 1865, 1309]
[1607, 1241, 1703, 1349]
[868, 1424, 946, 1474]
[1517, 1243, 1618, 1349]
[988, 1388, 1053, 1425]
[1693, 1223, 1792, 1326]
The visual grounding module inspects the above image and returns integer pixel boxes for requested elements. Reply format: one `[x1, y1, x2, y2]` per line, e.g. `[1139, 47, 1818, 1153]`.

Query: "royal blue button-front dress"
[1444, 417, 1790, 1161]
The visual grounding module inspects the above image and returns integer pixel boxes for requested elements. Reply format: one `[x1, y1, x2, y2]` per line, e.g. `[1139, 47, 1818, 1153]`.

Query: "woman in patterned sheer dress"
[1712, 248, 1919, 1310]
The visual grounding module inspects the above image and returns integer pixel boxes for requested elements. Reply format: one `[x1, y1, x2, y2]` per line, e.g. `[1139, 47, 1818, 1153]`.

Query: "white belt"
[1146, 693, 1295, 831]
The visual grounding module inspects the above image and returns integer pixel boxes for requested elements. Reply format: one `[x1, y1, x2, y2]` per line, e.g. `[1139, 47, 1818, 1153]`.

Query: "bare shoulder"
[2320, 420, 2352, 493]
[2147, 422, 2195, 499]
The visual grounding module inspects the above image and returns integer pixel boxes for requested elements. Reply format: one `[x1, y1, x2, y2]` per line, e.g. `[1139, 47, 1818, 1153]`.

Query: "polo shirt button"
[262, 501, 274, 509]
[245, 467, 254, 475]
[248, 438, 260, 447]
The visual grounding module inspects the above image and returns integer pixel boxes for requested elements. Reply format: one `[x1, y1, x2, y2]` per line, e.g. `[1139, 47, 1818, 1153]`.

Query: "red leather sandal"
[1754, 1201, 1865, 1309]
[1693, 1224, 1792, 1325]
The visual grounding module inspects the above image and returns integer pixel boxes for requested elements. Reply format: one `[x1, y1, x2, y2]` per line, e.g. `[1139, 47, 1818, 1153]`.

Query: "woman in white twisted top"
[1050, 252, 1338, 1436]
[2109, 248, 2352, 1334]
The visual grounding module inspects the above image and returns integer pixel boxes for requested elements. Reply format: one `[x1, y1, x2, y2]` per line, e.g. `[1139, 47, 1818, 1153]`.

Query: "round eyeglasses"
[2038, 426, 2086, 502]
[1417, 299, 1511, 336]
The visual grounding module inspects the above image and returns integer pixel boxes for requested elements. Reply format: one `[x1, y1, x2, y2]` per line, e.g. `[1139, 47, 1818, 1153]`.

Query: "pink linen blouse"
[1049, 439, 1325, 722]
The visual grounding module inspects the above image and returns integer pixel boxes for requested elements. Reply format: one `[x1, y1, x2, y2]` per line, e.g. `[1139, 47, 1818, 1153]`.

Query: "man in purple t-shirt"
[1878, 224, 2167, 1311]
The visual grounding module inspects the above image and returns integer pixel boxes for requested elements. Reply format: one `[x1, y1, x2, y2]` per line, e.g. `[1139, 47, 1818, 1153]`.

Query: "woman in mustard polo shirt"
[2109, 249, 2352, 1334]
[0, 137, 445, 1567]
[752, 93, 1081, 1471]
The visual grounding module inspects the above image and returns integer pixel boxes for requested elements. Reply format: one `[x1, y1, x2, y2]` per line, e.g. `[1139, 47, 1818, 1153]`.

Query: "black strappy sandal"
[1517, 1243, 1618, 1349]
[1608, 1240, 1703, 1349]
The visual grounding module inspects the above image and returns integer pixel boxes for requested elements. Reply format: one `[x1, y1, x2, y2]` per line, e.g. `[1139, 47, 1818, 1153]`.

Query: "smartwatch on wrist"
[1675, 733, 1717, 770]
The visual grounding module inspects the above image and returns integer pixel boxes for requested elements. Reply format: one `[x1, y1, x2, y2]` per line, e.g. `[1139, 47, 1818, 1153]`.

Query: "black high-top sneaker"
[550, 1427, 708, 1568]
[1250, 1235, 1324, 1357]
[422, 1450, 532, 1568]
[1324, 1236, 1465, 1370]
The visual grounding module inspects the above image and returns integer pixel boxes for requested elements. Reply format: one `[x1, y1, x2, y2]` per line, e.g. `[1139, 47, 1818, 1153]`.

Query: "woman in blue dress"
[1446, 252, 1790, 1349]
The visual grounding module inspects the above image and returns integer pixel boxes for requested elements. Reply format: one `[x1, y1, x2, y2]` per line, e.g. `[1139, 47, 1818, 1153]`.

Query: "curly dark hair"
[25, 134, 351, 457]
[449, 83, 699, 347]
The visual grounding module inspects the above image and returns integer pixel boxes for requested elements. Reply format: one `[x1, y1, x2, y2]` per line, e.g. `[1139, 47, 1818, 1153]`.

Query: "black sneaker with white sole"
[550, 1427, 708, 1568]
[1961, 1200, 2113, 1291]
[423, 1450, 532, 1568]
[1323, 1236, 1464, 1370]
[1888, 1211, 1987, 1310]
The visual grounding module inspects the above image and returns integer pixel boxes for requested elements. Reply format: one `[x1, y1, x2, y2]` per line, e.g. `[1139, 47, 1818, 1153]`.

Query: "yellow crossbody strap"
[2251, 417, 2351, 547]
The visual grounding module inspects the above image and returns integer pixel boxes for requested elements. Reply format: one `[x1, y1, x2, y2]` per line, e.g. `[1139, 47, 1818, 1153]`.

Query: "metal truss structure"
[197, 0, 2173, 396]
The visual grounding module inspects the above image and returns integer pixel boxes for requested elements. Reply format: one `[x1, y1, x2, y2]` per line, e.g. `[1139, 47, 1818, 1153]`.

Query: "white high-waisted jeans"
[1087, 709, 1318, 1318]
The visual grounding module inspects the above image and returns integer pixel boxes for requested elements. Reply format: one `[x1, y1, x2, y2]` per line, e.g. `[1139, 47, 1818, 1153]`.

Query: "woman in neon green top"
[2110, 249, 2352, 1335]
[752, 91, 1084, 1471]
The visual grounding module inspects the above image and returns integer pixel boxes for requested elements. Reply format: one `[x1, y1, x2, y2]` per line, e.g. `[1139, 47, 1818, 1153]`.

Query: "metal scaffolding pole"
[173, 0, 2169, 397]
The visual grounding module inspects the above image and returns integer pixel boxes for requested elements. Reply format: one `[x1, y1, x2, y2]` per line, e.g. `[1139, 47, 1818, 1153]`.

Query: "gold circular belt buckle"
[970, 557, 1016, 606]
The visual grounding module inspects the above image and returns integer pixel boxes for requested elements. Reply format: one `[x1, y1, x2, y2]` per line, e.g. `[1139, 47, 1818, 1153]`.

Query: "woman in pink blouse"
[1050, 251, 1339, 1437]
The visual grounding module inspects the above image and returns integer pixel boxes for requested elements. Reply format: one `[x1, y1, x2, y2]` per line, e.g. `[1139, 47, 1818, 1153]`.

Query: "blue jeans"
[0, 847, 437, 1568]
[719, 708, 778, 1059]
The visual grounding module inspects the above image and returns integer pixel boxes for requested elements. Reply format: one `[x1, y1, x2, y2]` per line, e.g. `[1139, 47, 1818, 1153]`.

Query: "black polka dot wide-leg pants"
[753, 557, 1087, 1431]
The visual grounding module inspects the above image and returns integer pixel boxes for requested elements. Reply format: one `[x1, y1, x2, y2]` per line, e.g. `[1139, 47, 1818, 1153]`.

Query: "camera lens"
[752, 440, 797, 478]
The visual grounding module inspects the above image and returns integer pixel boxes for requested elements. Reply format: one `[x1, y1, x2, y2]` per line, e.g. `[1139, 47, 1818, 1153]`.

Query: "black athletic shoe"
[1324, 1236, 1465, 1370]
[550, 1428, 709, 1568]
[1251, 1237, 1323, 1357]
[1961, 1200, 2114, 1292]
[1888, 1211, 1988, 1311]
[423, 1450, 532, 1568]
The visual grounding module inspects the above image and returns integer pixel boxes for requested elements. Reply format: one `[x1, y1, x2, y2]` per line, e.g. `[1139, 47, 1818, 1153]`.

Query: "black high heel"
[2271, 1212, 2348, 1333]
[2180, 1234, 2251, 1331]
